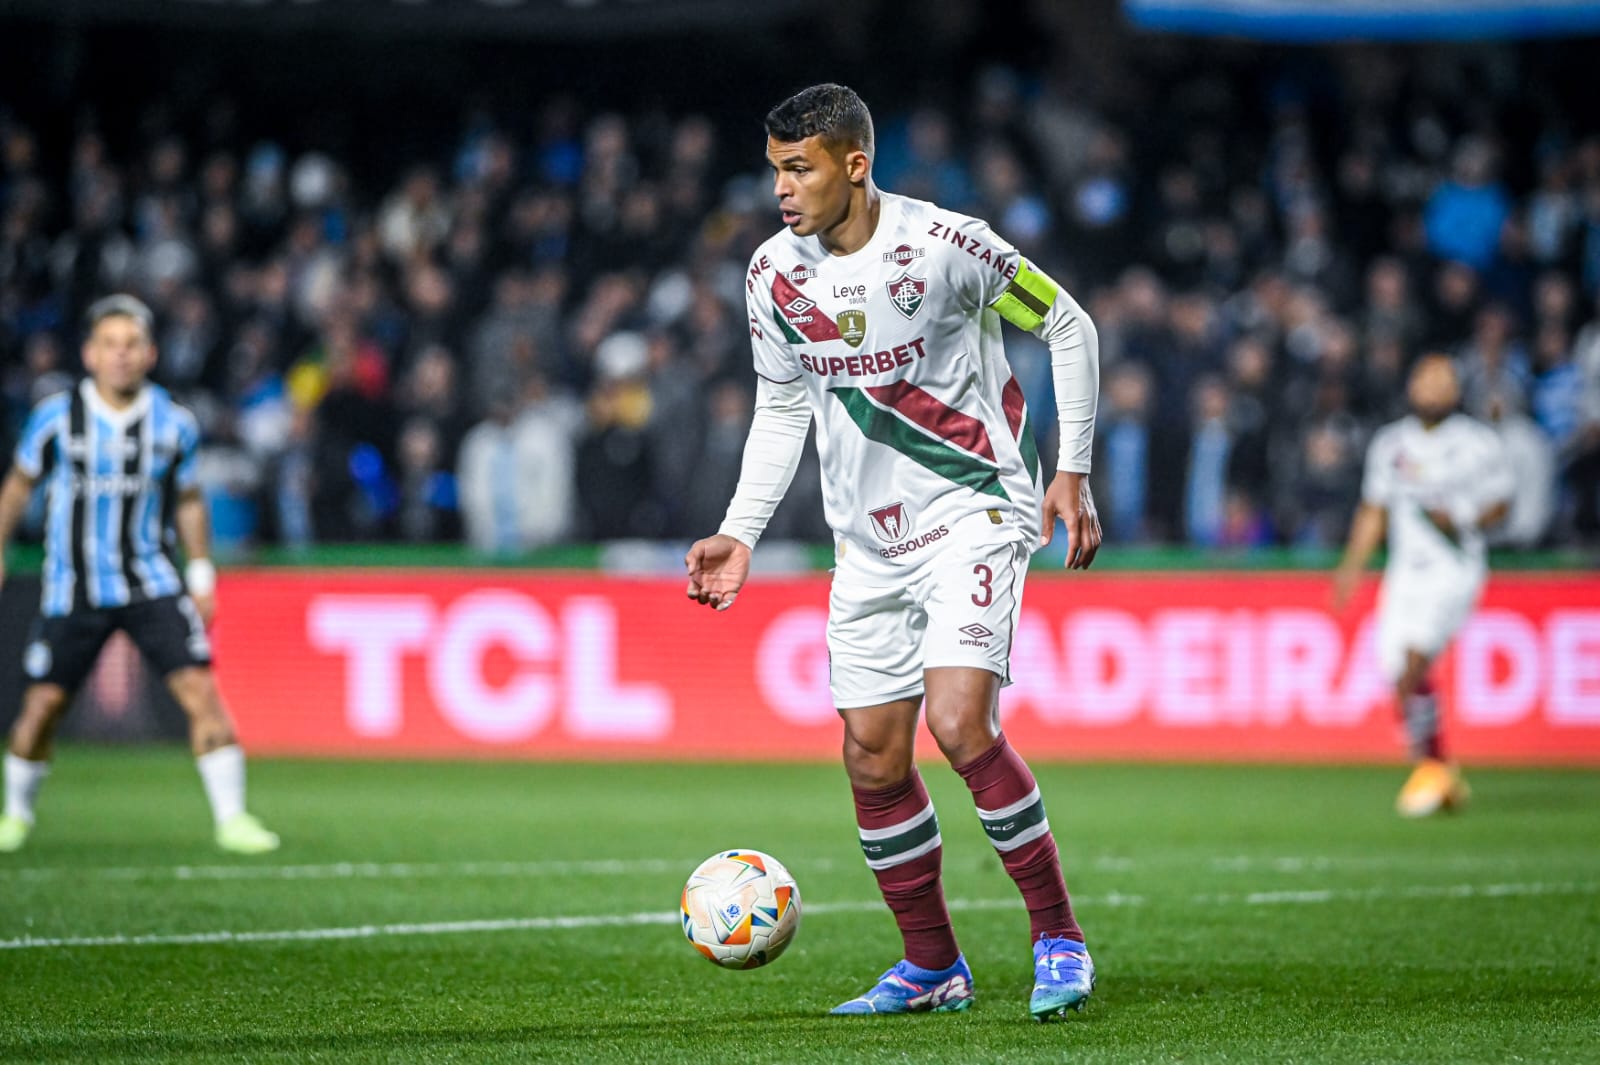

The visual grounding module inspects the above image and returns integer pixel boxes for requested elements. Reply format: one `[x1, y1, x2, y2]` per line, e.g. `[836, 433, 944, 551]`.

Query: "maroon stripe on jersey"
[1002, 376, 1026, 439]
[771, 273, 842, 343]
[865, 380, 998, 463]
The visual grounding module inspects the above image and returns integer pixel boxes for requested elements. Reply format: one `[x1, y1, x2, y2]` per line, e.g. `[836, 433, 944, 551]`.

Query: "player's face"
[766, 135, 861, 238]
[83, 315, 157, 398]
[1407, 357, 1461, 422]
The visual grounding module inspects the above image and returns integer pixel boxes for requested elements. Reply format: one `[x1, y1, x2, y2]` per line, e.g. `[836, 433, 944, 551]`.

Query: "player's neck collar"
[81, 378, 153, 426]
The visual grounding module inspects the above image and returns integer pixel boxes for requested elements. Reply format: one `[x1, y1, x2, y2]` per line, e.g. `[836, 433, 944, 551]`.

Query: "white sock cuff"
[196, 744, 245, 770]
[5, 752, 50, 778]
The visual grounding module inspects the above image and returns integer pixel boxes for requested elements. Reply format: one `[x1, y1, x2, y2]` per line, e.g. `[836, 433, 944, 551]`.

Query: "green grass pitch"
[1, 749, 1597, 1063]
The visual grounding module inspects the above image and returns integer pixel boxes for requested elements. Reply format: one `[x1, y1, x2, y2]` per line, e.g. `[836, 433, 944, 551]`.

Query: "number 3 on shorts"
[972, 564, 993, 607]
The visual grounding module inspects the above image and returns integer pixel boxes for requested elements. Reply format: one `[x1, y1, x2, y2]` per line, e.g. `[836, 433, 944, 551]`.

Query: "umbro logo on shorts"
[958, 623, 995, 648]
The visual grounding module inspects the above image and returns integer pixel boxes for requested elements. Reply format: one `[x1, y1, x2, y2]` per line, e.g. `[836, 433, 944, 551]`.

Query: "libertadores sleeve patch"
[991, 260, 1060, 331]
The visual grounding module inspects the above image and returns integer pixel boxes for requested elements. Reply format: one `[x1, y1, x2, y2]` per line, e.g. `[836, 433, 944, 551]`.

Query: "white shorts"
[1375, 572, 1483, 682]
[827, 534, 1030, 709]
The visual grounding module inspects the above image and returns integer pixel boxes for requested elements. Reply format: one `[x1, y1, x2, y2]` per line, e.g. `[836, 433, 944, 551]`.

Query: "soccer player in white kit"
[685, 85, 1102, 1021]
[1335, 355, 1512, 817]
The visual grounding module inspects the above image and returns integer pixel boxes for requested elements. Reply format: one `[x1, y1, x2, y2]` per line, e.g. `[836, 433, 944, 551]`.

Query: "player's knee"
[21, 684, 70, 723]
[924, 703, 998, 765]
[167, 667, 219, 709]
[842, 732, 913, 789]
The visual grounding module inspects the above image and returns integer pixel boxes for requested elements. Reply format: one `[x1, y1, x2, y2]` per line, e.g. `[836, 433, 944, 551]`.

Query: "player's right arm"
[685, 256, 813, 612]
[1, 396, 62, 590]
[0, 468, 38, 590]
[1334, 430, 1393, 609]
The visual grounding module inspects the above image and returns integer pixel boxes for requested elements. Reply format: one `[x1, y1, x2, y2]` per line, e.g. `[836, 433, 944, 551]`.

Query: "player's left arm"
[989, 255, 1102, 570]
[173, 487, 218, 625]
[170, 414, 218, 624]
[1422, 430, 1515, 540]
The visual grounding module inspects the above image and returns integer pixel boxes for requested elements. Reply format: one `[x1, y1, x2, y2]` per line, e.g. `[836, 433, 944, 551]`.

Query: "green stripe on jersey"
[1018, 408, 1041, 484]
[992, 260, 1060, 332]
[859, 812, 942, 866]
[771, 307, 805, 345]
[830, 387, 1009, 501]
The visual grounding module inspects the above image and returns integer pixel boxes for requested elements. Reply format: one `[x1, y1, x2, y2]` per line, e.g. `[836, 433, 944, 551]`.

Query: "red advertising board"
[212, 571, 1600, 763]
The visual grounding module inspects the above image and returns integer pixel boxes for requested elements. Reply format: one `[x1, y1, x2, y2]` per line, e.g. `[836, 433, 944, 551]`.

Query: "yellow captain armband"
[991, 260, 1060, 331]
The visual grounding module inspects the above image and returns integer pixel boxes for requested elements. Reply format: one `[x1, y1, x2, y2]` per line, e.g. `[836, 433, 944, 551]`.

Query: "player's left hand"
[1422, 508, 1461, 545]
[191, 592, 217, 628]
[1041, 471, 1102, 570]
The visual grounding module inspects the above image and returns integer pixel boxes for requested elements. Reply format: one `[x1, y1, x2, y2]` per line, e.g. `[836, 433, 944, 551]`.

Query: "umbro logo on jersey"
[882, 244, 925, 265]
[784, 296, 816, 316]
[868, 501, 911, 543]
[887, 273, 927, 320]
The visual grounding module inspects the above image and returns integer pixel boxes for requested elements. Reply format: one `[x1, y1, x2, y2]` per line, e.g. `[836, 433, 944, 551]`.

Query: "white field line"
[0, 851, 1531, 885]
[0, 857, 829, 884]
[1, 881, 1593, 953]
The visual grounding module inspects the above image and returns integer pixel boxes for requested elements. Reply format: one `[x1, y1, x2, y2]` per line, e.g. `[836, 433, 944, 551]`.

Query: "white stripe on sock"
[856, 802, 936, 842]
[975, 785, 1042, 823]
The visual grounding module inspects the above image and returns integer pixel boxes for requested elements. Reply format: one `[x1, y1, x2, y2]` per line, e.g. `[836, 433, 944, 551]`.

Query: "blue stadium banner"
[1123, 0, 1600, 41]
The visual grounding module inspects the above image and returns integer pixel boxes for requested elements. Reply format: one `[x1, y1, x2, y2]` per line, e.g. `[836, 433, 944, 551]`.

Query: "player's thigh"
[827, 576, 925, 710]
[116, 595, 213, 679]
[22, 610, 117, 694]
[921, 537, 1029, 685]
[1376, 577, 1479, 682]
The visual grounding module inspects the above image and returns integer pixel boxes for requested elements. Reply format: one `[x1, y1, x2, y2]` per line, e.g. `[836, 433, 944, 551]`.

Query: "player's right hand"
[685, 534, 752, 612]
[1331, 565, 1361, 610]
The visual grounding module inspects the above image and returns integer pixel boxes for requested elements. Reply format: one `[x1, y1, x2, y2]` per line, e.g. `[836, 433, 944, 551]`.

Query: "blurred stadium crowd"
[3, 41, 1600, 554]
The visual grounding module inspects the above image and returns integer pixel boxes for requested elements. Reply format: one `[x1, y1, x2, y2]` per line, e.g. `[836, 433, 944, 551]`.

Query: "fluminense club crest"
[868, 501, 911, 543]
[887, 273, 926, 320]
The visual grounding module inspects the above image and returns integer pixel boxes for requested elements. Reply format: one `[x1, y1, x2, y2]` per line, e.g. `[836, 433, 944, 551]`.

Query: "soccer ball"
[680, 849, 802, 970]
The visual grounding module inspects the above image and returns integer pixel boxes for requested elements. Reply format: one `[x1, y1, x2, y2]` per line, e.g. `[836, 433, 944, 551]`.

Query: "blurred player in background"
[0, 295, 279, 854]
[1335, 354, 1512, 817]
[686, 84, 1100, 1021]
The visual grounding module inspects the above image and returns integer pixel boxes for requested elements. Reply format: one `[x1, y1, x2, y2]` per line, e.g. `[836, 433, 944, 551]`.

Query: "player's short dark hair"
[85, 294, 155, 337]
[765, 83, 875, 160]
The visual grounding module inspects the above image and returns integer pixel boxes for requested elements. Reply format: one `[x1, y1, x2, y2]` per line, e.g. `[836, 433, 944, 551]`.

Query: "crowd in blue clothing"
[2, 39, 1598, 553]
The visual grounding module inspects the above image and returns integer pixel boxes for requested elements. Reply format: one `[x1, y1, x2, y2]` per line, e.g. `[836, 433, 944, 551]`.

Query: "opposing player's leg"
[828, 579, 971, 1016]
[121, 597, 279, 853]
[1, 612, 116, 851]
[923, 540, 1093, 1021]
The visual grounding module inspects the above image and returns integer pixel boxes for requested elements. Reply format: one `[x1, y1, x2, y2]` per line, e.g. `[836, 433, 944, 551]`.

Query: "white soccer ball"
[680, 849, 802, 970]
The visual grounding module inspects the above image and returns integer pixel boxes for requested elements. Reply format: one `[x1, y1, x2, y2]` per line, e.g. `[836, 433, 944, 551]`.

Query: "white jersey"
[742, 192, 1090, 578]
[1361, 413, 1513, 582]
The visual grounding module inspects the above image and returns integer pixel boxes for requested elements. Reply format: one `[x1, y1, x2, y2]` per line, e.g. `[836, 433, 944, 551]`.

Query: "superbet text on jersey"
[745, 192, 1079, 577]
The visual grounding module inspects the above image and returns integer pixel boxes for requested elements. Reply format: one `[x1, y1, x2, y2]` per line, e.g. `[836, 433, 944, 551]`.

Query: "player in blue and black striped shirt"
[0, 295, 279, 854]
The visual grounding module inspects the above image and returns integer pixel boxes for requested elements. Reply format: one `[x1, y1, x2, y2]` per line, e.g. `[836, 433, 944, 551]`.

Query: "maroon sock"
[1405, 678, 1445, 761]
[851, 769, 959, 971]
[954, 734, 1084, 945]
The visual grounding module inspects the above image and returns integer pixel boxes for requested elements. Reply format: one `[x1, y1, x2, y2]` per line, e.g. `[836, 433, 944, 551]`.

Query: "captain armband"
[991, 260, 1060, 332]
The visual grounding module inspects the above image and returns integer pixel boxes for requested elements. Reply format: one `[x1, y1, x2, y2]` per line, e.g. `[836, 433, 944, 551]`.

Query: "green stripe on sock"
[979, 798, 1047, 846]
[860, 813, 941, 865]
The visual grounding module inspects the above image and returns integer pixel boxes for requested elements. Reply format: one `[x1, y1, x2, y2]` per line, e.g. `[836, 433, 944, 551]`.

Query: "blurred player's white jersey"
[744, 192, 1084, 578]
[1361, 412, 1513, 678]
[1361, 413, 1512, 579]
